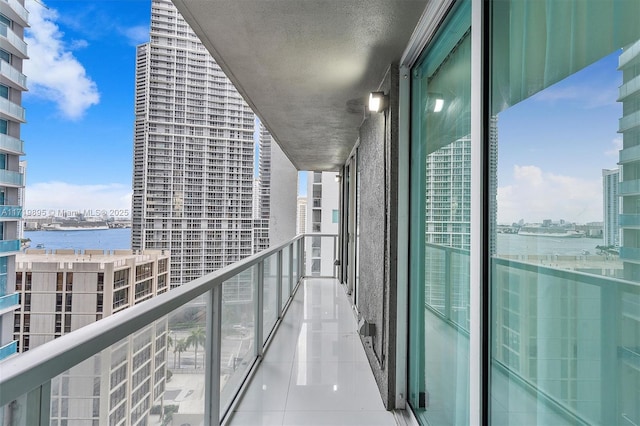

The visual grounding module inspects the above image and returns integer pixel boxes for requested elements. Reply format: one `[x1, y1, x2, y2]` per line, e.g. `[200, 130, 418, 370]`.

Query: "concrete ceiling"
[172, 0, 428, 171]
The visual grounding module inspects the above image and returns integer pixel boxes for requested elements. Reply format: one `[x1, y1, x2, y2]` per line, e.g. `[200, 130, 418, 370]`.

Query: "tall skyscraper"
[132, 0, 256, 288]
[618, 38, 640, 281]
[425, 137, 472, 250]
[603, 168, 620, 247]
[0, 0, 27, 363]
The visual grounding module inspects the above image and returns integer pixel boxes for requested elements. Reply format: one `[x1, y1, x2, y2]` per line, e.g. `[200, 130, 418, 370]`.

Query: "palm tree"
[186, 327, 206, 368]
[174, 338, 188, 369]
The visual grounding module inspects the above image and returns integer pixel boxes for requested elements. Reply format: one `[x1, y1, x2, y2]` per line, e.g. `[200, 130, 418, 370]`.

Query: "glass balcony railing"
[619, 110, 640, 133]
[0, 96, 25, 122]
[619, 214, 640, 227]
[422, 243, 639, 425]
[619, 144, 640, 164]
[0, 169, 23, 186]
[619, 246, 640, 262]
[0, 234, 337, 425]
[0, 291, 18, 312]
[0, 0, 29, 26]
[0, 23, 27, 58]
[0, 133, 24, 154]
[0, 340, 16, 363]
[0, 239, 19, 253]
[618, 73, 640, 101]
[619, 179, 640, 195]
[0, 205, 21, 219]
[0, 59, 26, 89]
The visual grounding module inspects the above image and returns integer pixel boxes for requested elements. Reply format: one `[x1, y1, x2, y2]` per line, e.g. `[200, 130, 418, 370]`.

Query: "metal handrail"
[0, 233, 338, 409]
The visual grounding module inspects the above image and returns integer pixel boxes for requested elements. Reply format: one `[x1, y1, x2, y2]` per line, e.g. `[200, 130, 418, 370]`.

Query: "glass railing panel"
[619, 179, 640, 195]
[0, 291, 18, 311]
[281, 246, 290, 310]
[305, 235, 337, 277]
[619, 144, 640, 164]
[0, 204, 21, 219]
[0, 60, 26, 88]
[0, 339, 16, 361]
[491, 259, 640, 425]
[220, 266, 257, 414]
[0, 169, 23, 186]
[0, 133, 23, 154]
[291, 239, 299, 287]
[262, 253, 278, 345]
[0, 239, 19, 252]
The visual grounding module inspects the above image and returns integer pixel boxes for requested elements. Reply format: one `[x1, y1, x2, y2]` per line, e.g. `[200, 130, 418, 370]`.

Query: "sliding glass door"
[408, 1, 471, 424]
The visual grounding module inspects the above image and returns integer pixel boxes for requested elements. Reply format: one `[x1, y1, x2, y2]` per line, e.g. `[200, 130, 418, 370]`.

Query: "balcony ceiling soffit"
[172, 0, 428, 171]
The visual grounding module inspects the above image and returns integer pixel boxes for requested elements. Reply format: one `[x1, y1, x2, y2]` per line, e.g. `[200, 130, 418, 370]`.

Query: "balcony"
[0, 239, 19, 253]
[0, 234, 385, 426]
[619, 179, 640, 195]
[0, 291, 18, 313]
[619, 214, 640, 227]
[0, 23, 27, 59]
[619, 144, 640, 164]
[0, 96, 25, 123]
[0, 169, 23, 187]
[619, 110, 640, 133]
[0, 0, 28, 27]
[0, 204, 21, 219]
[0, 340, 16, 363]
[0, 59, 26, 90]
[619, 246, 640, 262]
[0, 132, 23, 155]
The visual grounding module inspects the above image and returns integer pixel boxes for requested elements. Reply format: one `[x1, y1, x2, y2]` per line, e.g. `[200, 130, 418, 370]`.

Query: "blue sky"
[22, 0, 151, 212]
[496, 50, 622, 225]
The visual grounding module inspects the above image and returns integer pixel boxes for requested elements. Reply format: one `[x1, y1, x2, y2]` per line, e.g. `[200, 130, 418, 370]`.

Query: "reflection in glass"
[409, 0, 470, 424]
[490, 1, 640, 424]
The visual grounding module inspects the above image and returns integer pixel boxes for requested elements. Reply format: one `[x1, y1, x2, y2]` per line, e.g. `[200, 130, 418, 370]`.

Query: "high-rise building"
[13, 249, 170, 425]
[297, 196, 307, 235]
[0, 0, 27, 363]
[425, 137, 472, 250]
[618, 38, 640, 281]
[603, 168, 620, 247]
[132, 0, 256, 288]
[306, 172, 340, 275]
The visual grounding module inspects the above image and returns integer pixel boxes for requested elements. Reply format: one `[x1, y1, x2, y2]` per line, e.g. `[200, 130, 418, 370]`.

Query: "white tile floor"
[227, 278, 397, 426]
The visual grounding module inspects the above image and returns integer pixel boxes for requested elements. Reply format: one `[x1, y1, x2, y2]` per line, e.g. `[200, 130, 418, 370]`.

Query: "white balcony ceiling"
[172, 0, 428, 171]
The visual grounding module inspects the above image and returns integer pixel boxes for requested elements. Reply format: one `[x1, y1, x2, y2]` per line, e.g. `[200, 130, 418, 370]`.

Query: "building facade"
[306, 172, 339, 276]
[0, 0, 27, 363]
[132, 0, 256, 288]
[603, 168, 620, 247]
[13, 249, 170, 425]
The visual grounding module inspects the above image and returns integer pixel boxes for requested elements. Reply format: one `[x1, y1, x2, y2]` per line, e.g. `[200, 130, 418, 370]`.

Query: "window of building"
[332, 209, 339, 224]
[488, 1, 640, 424]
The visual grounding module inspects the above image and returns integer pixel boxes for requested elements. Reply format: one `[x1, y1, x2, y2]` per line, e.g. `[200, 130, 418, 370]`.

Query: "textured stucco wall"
[356, 65, 399, 409]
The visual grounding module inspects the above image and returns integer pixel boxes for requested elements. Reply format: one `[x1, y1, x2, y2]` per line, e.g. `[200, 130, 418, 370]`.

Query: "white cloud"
[121, 25, 149, 46]
[605, 137, 623, 158]
[498, 165, 601, 225]
[24, 182, 132, 217]
[23, 0, 100, 120]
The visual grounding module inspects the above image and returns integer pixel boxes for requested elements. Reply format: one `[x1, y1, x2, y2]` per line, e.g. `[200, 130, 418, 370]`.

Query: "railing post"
[444, 247, 451, 321]
[205, 286, 222, 424]
[333, 235, 338, 278]
[289, 243, 294, 295]
[299, 237, 304, 280]
[256, 261, 264, 356]
[276, 250, 283, 318]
